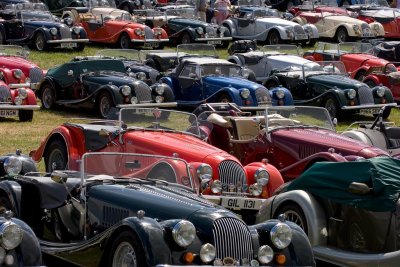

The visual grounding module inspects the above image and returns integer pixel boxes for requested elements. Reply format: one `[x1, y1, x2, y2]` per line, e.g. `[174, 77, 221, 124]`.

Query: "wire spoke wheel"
[112, 241, 138, 267]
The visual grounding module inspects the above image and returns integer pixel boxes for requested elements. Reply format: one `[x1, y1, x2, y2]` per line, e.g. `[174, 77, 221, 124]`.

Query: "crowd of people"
[196, 0, 233, 24]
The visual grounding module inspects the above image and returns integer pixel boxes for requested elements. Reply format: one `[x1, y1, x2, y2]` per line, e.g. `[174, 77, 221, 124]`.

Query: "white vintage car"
[292, 2, 385, 42]
[222, 0, 319, 45]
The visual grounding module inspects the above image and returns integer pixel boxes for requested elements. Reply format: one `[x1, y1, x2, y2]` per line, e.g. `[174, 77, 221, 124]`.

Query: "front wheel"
[34, 32, 48, 51]
[107, 231, 146, 267]
[40, 84, 56, 109]
[18, 110, 33, 122]
[355, 70, 367, 81]
[267, 31, 282, 45]
[44, 139, 68, 172]
[217, 93, 232, 103]
[335, 27, 349, 43]
[323, 95, 341, 119]
[181, 32, 192, 44]
[119, 33, 132, 49]
[276, 203, 308, 234]
[97, 92, 113, 119]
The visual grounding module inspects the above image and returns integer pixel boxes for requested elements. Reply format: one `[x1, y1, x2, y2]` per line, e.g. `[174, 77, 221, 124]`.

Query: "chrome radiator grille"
[144, 27, 155, 39]
[134, 83, 152, 102]
[358, 86, 374, 105]
[59, 26, 72, 39]
[213, 217, 254, 261]
[294, 25, 304, 34]
[0, 85, 11, 103]
[255, 87, 271, 103]
[29, 67, 43, 83]
[102, 206, 129, 228]
[218, 160, 246, 192]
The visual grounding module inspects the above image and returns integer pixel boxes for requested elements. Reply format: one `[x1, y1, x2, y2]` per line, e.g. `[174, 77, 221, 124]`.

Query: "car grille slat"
[59, 26, 72, 39]
[0, 85, 11, 103]
[212, 217, 253, 261]
[29, 67, 43, 83]
[102, 206, 129, 228]
[358, 86, 374, 105]
[294, 25, 304, 34]
[144, 27, 154, 39]
[218, 160, 246, 192]
[134, 82, 152, 103]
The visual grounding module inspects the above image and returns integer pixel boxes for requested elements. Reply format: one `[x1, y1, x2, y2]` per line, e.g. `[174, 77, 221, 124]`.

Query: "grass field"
[1, 44, 399, 163]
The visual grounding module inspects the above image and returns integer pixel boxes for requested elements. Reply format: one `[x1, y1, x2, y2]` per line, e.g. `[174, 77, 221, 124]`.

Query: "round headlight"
[64, 17, 73, 26]
[353, 25, 360, 32]
[17, 88, 28, 99]
[136, 72, 147, 81]
[376, 86, 385, 97]
[4, 156, 22, 177]
[276, 88, 285, 99]
[241, 68, 250, 78]
[240, 89, 250, 99]
[155, 95, 164, 103]
[119, 85, 131, 96]
[0, 222, 23, 250]
[131, 96, 138, 104]
[254, 168, 269, 186]
[346, 89, 356, 100]
[249, 183, 262, 196]
[134, 28, 143, 35]
[196, 27, 204, 35]
[155, 84, 165, 95]
[258, 245, 274, 264]
[50, 27, 58, 35]
[200, 243, 216, 263]
[73, 27, 81, 35]
[211, 180, 222, 194]
[197, 164, 213, 181]
[14, 97, 22, 105]
[13, 69, 22, 79]
[270, 223, 292, 249]
[172, 220, 196, 248]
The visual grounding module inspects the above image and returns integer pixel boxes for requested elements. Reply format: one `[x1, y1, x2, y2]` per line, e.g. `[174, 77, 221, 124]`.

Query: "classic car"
[30, 107, 288, 224]
[4, 151, 315, 266]
[63, 0, 169, 49]
[0, 45, 44, 90]
[35, 58, 174, 118]
[0, 0, 28, 9]
[263, 59, 395, 119]
[194, 104, 390, 181]
[256, 156, 400, 266]
[0, 3, 88, 51]
[222, 0, 318, 45]
[0, 80, 39, 122]
[136, 8, 232, 47]
[159, 48, 294, 108]
[41, 0, 88, 16]
[93, 49, 162, 85]
[291, 3, 384, 42]
[373, 40, 400, 62]
[342, 106, 400, 157]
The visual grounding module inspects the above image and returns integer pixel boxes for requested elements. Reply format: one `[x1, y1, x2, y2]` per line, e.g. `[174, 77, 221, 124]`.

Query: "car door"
[237, 11, 255, 37]
[176, 64, 203, 102]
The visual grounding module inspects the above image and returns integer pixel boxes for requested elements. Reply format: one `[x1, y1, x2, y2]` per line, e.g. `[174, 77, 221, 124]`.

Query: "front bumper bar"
[0, 104, 40, 110]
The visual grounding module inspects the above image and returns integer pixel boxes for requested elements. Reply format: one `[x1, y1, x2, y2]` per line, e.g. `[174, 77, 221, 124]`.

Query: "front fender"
[273, 26, 290, 40]
[303, 24, 319, 39]
[222, 20, 237, 36]
[209, 87, 242, 105]
[32, 28, 50, 44]
[0, 180, 22, 217]
[372, 85, 394, 103]
[363, 75, 380, 87]
[269, 86, 294, 106]
[370, 22, 385, 37]
[12, 217, 42, 266]
[244, 162, 284, 196]
[96, 85, 123, 105]
[256, 190, 327, 247]
[36, 77, 57, 100]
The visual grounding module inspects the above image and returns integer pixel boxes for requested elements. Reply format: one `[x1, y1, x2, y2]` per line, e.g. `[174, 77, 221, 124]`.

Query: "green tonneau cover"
[287, 157, 400, 212]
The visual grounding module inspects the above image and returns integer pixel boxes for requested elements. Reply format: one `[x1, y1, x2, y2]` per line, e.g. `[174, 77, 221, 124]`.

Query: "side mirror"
[348, 182, 371, 195]
[67, 70, 74, 76]
[51, 170, 68, 184]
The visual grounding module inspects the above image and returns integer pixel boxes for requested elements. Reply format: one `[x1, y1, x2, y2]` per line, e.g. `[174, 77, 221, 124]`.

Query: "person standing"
[196, 0, 207, 21]
[213, 0, 231, 24]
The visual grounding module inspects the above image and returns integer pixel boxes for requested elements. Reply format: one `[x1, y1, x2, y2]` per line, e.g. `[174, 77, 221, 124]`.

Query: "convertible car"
[256, 156, 400, 266]
[373, 40, 400, 62]
[63, 0, 169, 49]
[30, 107, 287, 224]
[194, 104, 390, 180]
[35, 58, 174, 118]
[0, 3, 88, 51]
[222, 0, 318, 45]
[3, 151, 315, 266]
[41, 0, 88, 16]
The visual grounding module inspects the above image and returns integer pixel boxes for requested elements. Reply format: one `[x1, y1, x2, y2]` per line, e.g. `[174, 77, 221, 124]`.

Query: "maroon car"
[195, 103, 389, 180]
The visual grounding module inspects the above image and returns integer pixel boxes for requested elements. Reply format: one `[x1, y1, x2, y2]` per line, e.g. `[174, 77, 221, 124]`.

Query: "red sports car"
[30, 107, 284, 224]
[363, 63, 400, 102]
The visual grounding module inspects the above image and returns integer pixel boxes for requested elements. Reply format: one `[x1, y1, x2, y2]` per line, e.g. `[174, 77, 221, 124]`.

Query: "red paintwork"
[0, 55, 44, 85]
[290, 6, 348, 16]
[207, 123, 389, 181]
[364, 71, 400, 102]
[358, 15, 400, 38]
[31, 124, 284, 199]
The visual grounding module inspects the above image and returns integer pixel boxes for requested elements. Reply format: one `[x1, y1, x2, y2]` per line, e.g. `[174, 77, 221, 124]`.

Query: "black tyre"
[276, 203, 308, 234]
[147, 165, 176, 183]
[354, 70, 367, 81]
[323, 95, 341, 119]
[34, 32, 48, 51]
[18, 110, 33, 122]
[119, 33, 132, 49]
[217, 93, 232, 103]
[335, 27, 349, 43]
[73, 43, 85, 51]
[40, 84, 56, 109]
[97, 91, 113, 119]
[267, 30, 282, 45]
[107, 231, 146, 267]
[44, 139, 68, 172]
[181, 32, 192, 44]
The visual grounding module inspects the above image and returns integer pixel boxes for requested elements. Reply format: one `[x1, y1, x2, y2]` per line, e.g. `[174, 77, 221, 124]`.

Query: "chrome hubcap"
[100, 96, 111, 118]
[284, 210, 305, 230]
[112, 242, 137, 267]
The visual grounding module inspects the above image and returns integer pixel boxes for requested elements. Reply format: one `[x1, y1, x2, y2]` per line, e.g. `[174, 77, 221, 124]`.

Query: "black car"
[41, 0, 88, 16]
[0, 3, 88, 51]
[265, 0, 302, 12]
[114, 0, 156, 12]
[0, 151, 315, 266]
[36, 58, 174, 118]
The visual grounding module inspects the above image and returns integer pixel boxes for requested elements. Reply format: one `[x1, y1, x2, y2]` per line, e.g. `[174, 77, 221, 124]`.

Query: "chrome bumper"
[0, 104, 40, 110]
[131, 39, 169, 43]
[195, 37, 232, 41]
[341, 103, 397, 110]
[47, 38, 89, 44]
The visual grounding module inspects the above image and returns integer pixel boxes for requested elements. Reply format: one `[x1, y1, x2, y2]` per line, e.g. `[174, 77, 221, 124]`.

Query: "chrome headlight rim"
[50, 27, 58, 36]
[4, 156, 22, 177]
[258, 245, 274, 264]
[119, 85, 131, 96]
[254, 168, 269, 186]
[270, 222, 292, 249]
[376, 86, 385, 97]
[345, 89, 356, 100]
[196, 27, 204, 35]
[13, 69, 23, 79]
[14, 97, 23, 105]
[0, 221, 24, 250]
[200, 243, 216, 263]
[155, 83, 165, 95]
[249, 183, 262, 196]
[136, 72, 147, 81]
[64, 17, 73, 26]
[17, 88, 28, 99]
[275, 88, 285, 99]
[72, 27, 81, 35]
[196, 163, 213, 181]
[172, 220, 196, 248]
[210, 179, 222, 194]
[240, 88, 250, 99]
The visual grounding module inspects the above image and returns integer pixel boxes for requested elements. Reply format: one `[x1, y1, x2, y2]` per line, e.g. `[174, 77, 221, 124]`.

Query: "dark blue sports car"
[0, 3, 88, 51]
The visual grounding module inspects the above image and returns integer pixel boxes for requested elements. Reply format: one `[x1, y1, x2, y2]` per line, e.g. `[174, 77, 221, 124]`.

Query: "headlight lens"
[270, 223, 292, 249]
[376, 86, 385, 97]
[258, 245, 274, 264]
[0, 222, 24, 250]
[346, 89, 356, 99]
[196, 27, 204, 34]
[200, 243, 216, 263]
[254, 168, 269, 186]
[4, 156, 22, 176]
[134, 28, 143, 36]
[135, 72, 146, 81]
[240, 88, 250, 99]
[211, 180, 222, 194]
[353, 25, 360, 32]
[64, 17, 73, 26]
[154, 28, 162, 35]
[172, 220, 196, 248]
[73, 27, 81, 35]
[197, 164, 213, 181]
[50, 27, 58, 35]
[120, 85, 131, 96]
[249, 183, 262, 196]
[131, 96, 138, 104]
[155, 84, 165, 95]
[17, 88, 28, 99]
[13, 69, 22, 79]
[276, 88, 285, 99]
